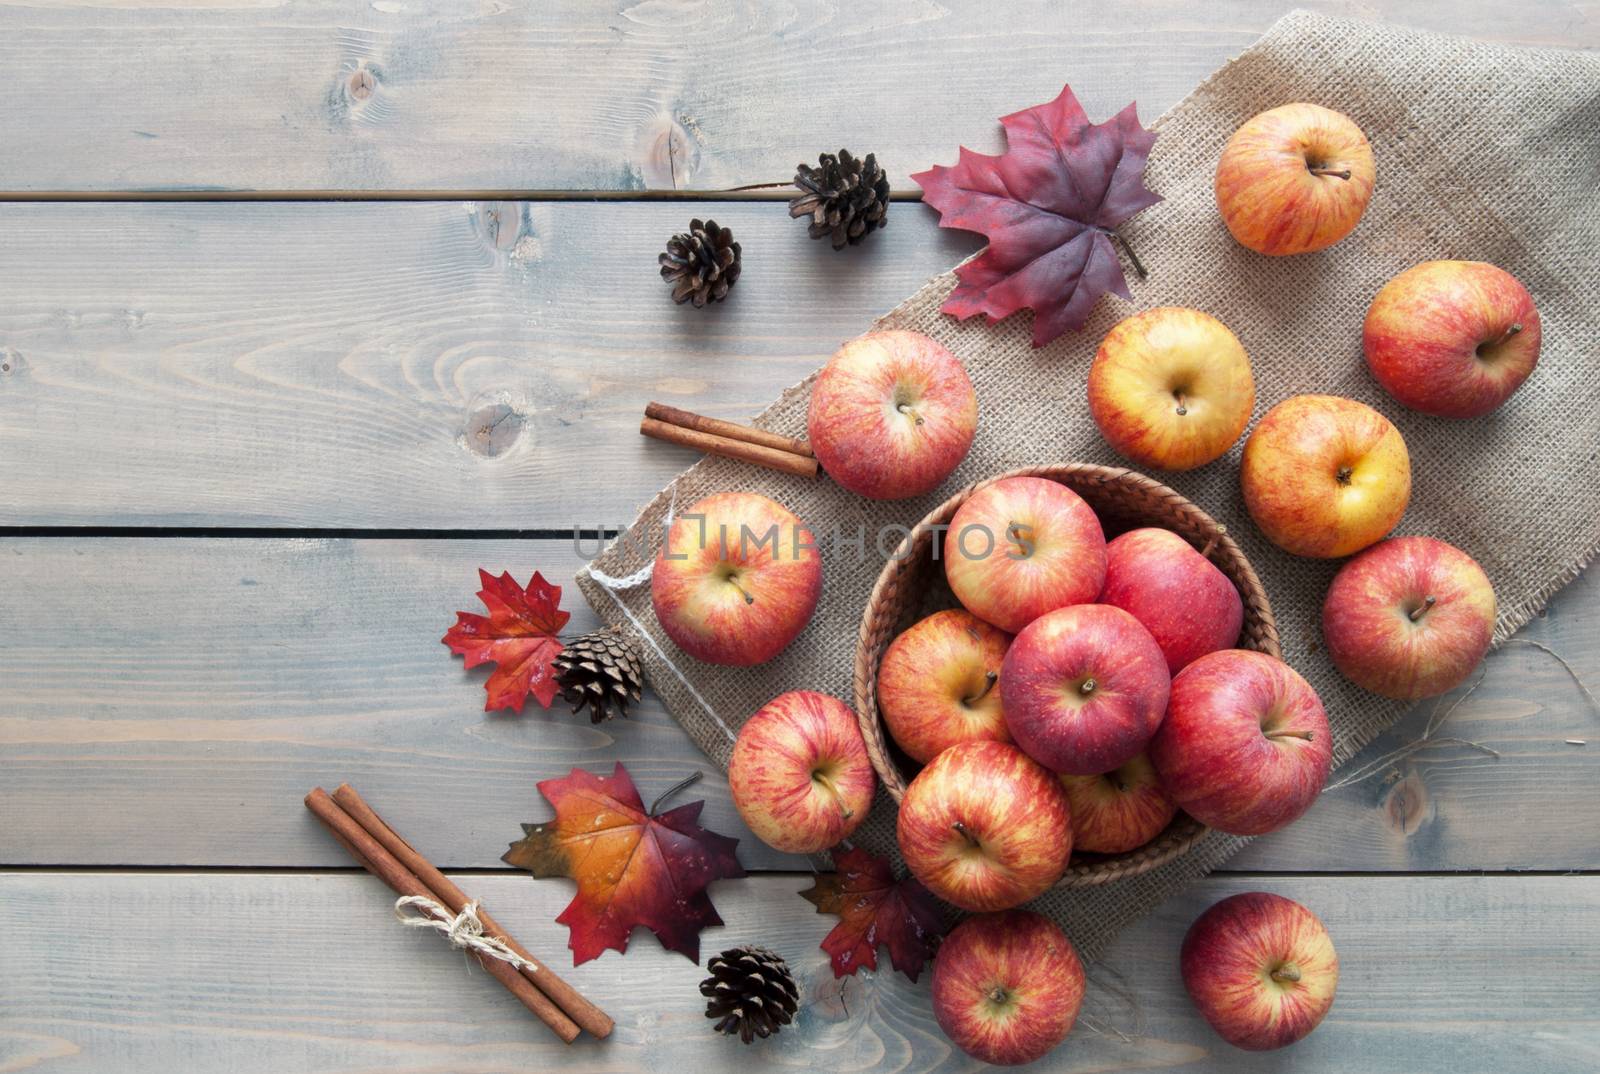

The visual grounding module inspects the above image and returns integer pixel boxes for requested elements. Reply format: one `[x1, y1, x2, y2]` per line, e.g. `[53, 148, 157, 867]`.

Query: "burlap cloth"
[578, 10, 1600, 959]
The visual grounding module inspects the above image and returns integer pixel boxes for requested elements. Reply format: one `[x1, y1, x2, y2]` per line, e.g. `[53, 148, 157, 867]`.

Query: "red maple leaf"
[502, 765, 745, 965]
[442, 569, 570, 712]
[912, 84, 1162, 347]
[800, 846, 945, 982]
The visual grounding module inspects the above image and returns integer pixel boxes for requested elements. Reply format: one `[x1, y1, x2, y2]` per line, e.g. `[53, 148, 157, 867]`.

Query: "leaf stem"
[650, 770, 703, 814]
[1113, 231, 1148, 279]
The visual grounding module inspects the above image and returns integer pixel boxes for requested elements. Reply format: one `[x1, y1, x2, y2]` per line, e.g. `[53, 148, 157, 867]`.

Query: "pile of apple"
[648, 101, 1538, 1064]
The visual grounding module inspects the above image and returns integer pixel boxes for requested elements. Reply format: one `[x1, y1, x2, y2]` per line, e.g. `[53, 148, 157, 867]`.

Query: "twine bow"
[393, 895, 538, 974]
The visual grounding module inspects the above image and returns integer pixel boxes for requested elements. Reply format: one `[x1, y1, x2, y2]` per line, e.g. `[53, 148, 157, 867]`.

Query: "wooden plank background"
[3, 2, 1598, 1072]
[0, 202, 980, 527]
[0, 1, 1592, 193]
[4, 873, 1596, 1073]
[3, 536, 1597, 874]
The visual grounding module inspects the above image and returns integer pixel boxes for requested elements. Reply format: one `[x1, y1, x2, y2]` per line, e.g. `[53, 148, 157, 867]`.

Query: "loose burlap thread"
[578, 10, 1600, 960]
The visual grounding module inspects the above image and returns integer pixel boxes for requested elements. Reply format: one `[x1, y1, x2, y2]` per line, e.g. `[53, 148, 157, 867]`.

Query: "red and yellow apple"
[1150, 650, 1331, 836]
[1181, 892, 1339, 1050]
[1000, 603, 1170, 776]
[896, 740, 1072, 912]
[1241, 394, 1411, 558]
[1323, 535, 1496, 699]
[1088, 308, 1255, 471]
[807, 329, 978, 500]
[1215, 102, 1375, 256]
[1099, 527, 1244, 674]
[728, 690, 875, 853]
[651, 491, 822, 666]
[931, 910, 1085, 1066]
[1058, 752, 1177, 854]
[944, 476, 1107, 633]
[1364, 260, 1542, 418]
[877, 609, 1012, 764]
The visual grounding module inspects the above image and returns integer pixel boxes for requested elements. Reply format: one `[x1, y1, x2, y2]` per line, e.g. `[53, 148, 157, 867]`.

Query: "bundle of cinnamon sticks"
[305, 784, 612, 1043]
[640, 401, 818, 478]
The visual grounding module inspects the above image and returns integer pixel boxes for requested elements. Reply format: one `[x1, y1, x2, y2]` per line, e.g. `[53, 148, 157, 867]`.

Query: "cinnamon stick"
[641, 417, 819, 478]
[332, 784, 613, 1040]
[640, 403, 819, 479]
[304, 788, 582, 1044]
[644, 401, 812, 457]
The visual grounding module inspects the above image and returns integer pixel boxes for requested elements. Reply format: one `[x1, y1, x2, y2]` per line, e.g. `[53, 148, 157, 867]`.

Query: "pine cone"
[700, 945, 800, 1044]
[789, 149, 890, 249]
[552, 628, 643, 723]
[659, 219, 741, 307]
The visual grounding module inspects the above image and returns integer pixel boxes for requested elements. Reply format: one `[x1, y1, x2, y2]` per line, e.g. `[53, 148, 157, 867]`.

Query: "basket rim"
[851, 462, 1281, 889]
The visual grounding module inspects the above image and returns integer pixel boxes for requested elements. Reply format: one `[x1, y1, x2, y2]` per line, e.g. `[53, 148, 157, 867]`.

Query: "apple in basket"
[807, 329, 978, 500]
[1150, 650, 1332, 836]
[944, 476, 1107, 633]
[1099, 527, 1244, 674]
[876, 609, 1013, 764]
[1322, 536, 1496, 699]
[1181, 892, 1340, 1050]
[728, 691, 875, 853]
[1214, 102, 1375, 256]
[1240, 394, 1411, 558]
[896, 740, 1072, 912]
[1364, 260, 1542, 418]
[931, 910, 1085, 1066]
[1000, 603, 1170, 776]
[1058, 752, 1178, 855]
[651, 491, 822, 666]
[1087, 307, 1256, 471]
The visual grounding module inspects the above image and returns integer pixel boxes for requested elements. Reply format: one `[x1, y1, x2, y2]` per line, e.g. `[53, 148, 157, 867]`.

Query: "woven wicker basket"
[852, 463, 1281, 888]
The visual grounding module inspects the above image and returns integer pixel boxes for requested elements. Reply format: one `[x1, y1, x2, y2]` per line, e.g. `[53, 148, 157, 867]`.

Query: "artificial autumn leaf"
[503, 765, 745, 965]
[800, 846, 944, 982]
[442, 569, 570, 712]
[912, 84, 1162, 347]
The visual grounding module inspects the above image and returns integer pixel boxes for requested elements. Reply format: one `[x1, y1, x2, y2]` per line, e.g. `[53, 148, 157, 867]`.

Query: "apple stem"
[1265, 728, 1315, 741]
[1482, 323, 1524, 352]
[726, 576, 756, 605]
[1113, 231, 1148, 279]
[650, 770, 704, 815]
[952, 820, 981, 848]
[1271, 963, 1302, 984]
[1079, 677, 1098, 697]
[1409, 595, 1437, 622]
[1309, 167, 1351, 180]
[962, 671, 999, 706]
[1200, 535, 1219, 559]
[1174, 391, 1188, 417]
[812, 770, 855, 821]
[897, 402, 925, 426]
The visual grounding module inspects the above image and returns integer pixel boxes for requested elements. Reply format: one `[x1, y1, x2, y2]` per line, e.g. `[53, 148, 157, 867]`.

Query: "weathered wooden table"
[3, 4, 1597, 1072]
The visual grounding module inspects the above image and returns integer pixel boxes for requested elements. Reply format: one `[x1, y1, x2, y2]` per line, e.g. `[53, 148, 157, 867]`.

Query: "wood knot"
[471, 200, 527, 253]
[636, 113, 701, 190]
[462, 402, 526, 458]
[1381, 765, 1433, 836]
[806, 962, 865, 1023]
[0, 347, 23, 376]
[348, 67, 377, 102]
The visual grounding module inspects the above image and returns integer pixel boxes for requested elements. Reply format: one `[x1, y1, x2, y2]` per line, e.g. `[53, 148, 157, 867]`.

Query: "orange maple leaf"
[503, 765, 745, 965]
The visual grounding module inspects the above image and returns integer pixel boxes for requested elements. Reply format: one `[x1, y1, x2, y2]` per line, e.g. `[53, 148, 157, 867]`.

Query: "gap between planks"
[4, 864, 1598, 879]
[0, 189, 927, 203]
